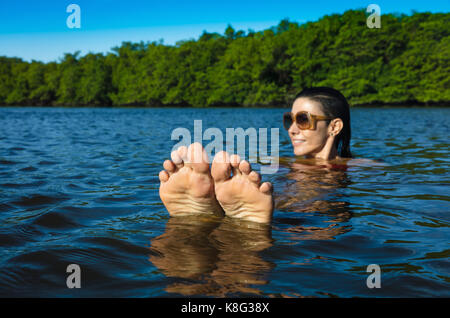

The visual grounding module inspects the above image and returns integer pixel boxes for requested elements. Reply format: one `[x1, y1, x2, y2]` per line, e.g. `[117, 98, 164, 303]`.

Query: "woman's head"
[284, 87, 352, 159]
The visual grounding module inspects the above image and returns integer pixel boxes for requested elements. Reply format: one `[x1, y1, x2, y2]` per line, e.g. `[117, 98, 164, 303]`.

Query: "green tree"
[0, 10, 448, 107]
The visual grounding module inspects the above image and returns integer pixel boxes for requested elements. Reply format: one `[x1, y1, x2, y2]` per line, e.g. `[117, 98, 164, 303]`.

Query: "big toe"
[185, 142, 210, 173]
[211, 151, 232, 183]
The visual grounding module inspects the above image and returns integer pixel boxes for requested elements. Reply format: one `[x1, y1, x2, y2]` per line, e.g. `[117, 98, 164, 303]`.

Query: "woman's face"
[288, 97, 331, 157]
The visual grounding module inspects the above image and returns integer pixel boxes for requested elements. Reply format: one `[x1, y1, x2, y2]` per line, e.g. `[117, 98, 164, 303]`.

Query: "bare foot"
[159, 143, 224, 217]
[211, 151, 274, 224]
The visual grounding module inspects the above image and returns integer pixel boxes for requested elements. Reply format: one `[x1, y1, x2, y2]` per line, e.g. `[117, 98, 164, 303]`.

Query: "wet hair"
[294, 87, 352, 158]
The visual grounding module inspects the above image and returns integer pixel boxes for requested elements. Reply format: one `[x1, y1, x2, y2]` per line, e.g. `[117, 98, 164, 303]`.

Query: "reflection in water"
[149, 216, 274, 296]
[275, 157, 353, 240]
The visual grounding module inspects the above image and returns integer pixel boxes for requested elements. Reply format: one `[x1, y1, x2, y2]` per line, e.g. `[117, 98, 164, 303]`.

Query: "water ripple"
[0, 106, 449, 297]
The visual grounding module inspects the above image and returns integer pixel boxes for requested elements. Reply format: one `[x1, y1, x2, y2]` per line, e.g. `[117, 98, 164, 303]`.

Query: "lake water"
[0, 106, 449, 297]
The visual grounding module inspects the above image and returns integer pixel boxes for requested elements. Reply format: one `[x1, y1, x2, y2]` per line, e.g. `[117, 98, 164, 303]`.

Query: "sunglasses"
[283, 111, 333, 130]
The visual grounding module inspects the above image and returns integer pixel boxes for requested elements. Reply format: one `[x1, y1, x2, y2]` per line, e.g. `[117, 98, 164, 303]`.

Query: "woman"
[158, 87, 352, 224]
[284, 87, 352, 160]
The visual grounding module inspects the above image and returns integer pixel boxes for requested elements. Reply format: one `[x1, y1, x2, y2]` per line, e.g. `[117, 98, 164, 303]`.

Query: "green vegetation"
[0, 10, 448, 107]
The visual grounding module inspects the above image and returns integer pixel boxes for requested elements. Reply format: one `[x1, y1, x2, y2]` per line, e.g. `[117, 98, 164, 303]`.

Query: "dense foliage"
[1, 10, 448, 107]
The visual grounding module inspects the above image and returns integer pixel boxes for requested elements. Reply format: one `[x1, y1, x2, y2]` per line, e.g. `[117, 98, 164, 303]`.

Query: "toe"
[238, 160, 251, 175]
[163, 160, 177, 175]
[211, 151, 232, 183]
[230, 154, 241, 175]
[171, 149, 184, 169]
[177, 146, 188, 161]
[248, 170, 261, 185]
[259, 182, 273, 194]
[185, 142, 210, 173]
[159, 170, 169, 182]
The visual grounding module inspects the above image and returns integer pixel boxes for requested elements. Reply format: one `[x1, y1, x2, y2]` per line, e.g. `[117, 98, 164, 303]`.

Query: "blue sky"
[1, 0, 449, 62]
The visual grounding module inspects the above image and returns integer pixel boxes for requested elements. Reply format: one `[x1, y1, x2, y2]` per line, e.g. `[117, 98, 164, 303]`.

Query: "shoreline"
[1, 102, 449, 108]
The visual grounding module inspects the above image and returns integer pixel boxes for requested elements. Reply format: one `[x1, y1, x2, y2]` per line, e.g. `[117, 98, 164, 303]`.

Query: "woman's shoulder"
[279, 156, 387, 171]
[344, 158, 387, 167]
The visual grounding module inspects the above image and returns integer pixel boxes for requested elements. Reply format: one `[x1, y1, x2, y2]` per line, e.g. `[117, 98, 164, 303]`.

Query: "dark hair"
[294, 87, 352, 158]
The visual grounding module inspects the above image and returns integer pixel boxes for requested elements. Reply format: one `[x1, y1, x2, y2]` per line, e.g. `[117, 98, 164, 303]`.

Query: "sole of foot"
[211, 151, 274, 224]
[159, 143, 224, 217]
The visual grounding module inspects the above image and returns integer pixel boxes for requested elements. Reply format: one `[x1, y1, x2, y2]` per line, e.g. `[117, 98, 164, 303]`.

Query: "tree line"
[0, 10, 448, 107]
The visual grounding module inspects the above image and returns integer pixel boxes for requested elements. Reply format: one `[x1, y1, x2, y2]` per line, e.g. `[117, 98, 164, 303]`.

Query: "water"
[0, 106, 449, 297]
